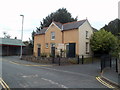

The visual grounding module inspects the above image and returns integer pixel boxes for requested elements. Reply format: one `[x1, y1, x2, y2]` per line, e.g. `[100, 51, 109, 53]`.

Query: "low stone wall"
[21, 56, 53, 64]
[21, 56, 78, 65]
[21, 55, 96, 65]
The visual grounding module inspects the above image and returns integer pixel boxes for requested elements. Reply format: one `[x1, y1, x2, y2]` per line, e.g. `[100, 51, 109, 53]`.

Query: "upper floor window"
[86, 31, 89, 39]
[51, 32, 55, 40]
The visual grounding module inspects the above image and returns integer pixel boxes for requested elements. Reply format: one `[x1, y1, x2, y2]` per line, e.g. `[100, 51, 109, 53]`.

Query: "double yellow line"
[0, 78, 10, 90]
[96, 76, 114, 88]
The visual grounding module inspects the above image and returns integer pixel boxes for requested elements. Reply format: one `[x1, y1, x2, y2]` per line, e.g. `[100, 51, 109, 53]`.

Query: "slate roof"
[0, 38, 25, 46]
[92, 27, 98, 32]
[53, 21, 62, 29]
[35, 19, 86, 35]
[35, 28, 47, 35]
[63, 20, 86, 30]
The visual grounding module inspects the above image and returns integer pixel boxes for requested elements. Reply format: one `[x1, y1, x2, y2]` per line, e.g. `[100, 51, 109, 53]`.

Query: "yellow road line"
[9, 61, 20, 65]
[0, 80, 6, 89]
[9, 61, 52, 67]
[96, 76, 114, 88]
[101, 69, 119, 87]
[0, 77, 10, 90]
[25, 64, 52, 66]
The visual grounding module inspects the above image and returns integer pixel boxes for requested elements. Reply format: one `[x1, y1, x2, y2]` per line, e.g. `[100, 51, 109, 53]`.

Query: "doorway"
[38, 48, 41, 56]
[66, 43, 76, 57]
[51, 43, 55, 57]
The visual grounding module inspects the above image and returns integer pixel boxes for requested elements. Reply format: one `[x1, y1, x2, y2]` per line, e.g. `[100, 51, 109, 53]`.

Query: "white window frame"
[51, 32, 55, 40]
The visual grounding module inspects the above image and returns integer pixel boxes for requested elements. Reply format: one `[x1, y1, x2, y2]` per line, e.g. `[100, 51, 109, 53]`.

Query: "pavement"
[101, 67, 120, 88]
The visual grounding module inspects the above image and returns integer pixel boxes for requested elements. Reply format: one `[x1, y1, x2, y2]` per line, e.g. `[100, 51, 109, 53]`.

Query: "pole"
[116, 58, 118, 72]
[110, 56, 112, 68]
[77, 55, 79, 64]
[52, 56, 54, 63]
[20, 15, 24, 59]
[82, 55, 84, 64]
[59, 56, 60, 66]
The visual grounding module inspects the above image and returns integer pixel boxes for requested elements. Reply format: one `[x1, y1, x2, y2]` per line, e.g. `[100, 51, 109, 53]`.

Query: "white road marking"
[19, 83, 29, 88]
[22, 74, 38, 78]
[39, 67, 94, 78]
[41, 78, 68, 88]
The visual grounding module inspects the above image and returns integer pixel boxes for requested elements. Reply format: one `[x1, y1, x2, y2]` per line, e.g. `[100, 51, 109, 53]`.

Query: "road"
[1, 56, 109, 89]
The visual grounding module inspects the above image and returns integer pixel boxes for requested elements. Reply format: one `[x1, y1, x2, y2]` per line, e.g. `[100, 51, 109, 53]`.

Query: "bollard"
[92, 55, 93, 64]
[82, 55, 84, 64]
[58, 56, 60, 66]
[116, 58, 118, 72]
[110, 56, 112, 68]
[52, 56, 54, 64]
[100, 57, 103, 73]
[77, 55, 79, 64]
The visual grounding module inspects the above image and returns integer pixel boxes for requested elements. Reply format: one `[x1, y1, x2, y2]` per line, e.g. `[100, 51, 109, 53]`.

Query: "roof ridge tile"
[63, 19, 86, 25]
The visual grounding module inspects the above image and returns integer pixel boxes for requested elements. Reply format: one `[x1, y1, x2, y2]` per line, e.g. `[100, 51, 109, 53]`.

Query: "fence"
[100, 55, 119, 73]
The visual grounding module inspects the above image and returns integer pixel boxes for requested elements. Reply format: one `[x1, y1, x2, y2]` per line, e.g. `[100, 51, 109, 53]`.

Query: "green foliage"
[48, 53, 53, 57]
[68, 59, 77, 64]
[90, 29, 119, 55]
[101, 18, 120, 57]
[40, 8, 78, 28]
[31, 30, 36, 46]
[41, 53, 47, 57]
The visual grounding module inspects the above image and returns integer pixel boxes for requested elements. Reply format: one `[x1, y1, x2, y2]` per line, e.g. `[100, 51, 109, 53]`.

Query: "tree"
[90, 29, 119, 56]
[3, 32, 11, 38]
[40, 8, 78, 29]
[31, 30, 36, 46]
[23, 40, 33, 55]
[102, 18, 120, 36]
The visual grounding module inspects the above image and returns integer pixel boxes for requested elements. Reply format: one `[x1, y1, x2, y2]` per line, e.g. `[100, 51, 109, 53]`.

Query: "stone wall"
[21, 55, 79, 65]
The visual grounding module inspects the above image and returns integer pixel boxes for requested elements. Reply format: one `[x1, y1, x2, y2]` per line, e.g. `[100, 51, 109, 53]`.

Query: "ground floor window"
[46, 43, 48, 48]
[86, 42, 89, 54]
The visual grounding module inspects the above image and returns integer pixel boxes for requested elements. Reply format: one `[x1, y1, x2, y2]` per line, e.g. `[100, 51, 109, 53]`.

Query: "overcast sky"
[0, 0, 119, 41]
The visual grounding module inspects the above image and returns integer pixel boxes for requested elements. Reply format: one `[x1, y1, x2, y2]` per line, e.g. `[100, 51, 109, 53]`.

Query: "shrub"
[41, 53, 47, 57]
[68, 59, 77, 64]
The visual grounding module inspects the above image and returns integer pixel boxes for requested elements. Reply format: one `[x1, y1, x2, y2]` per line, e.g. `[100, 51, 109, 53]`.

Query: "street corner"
[100, 68, 120, 88]
[96, 76, 115, 89]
